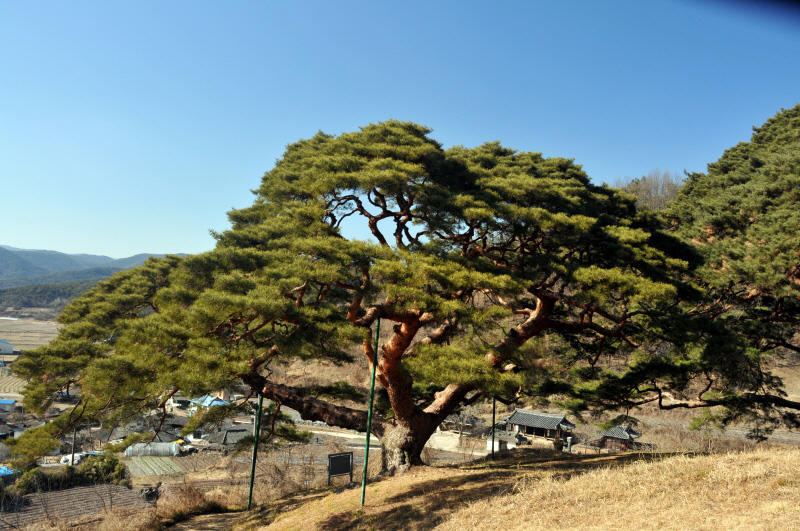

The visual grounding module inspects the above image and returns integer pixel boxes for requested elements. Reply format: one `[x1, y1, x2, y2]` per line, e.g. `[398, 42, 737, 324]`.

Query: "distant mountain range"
[0, 246, 188, 318]
[0, 245, 180, 290]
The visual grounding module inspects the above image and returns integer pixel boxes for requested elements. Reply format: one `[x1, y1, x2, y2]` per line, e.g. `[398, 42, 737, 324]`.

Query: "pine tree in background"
[659, 104, 800, 434]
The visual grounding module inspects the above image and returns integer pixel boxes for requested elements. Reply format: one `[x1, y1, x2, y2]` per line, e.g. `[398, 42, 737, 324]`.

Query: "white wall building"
[0, 341, 13, 356]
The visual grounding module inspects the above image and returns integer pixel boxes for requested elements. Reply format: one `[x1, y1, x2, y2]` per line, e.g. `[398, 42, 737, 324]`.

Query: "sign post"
[327, 452, 354, 486]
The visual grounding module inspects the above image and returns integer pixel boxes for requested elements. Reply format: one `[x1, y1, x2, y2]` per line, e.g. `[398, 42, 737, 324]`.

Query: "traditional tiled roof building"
[597, 423, 641, 451]
[504, 409, 575, 440]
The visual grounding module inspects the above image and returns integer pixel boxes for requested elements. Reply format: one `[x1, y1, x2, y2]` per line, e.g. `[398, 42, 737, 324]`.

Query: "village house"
[0, 423, 15, 441]
[0, 398, 16, 413]
[503, 409, 576, 441]
[0, 340, 15, 356]
[188, 395, 230, 415]
[439, 412, 482, 434]
[486, 429, 528, 452]
[165, 393, 191, 411]
[0, 465, 17, 486]
[597, 423, 643, 451]
[205, 427, 251, 449]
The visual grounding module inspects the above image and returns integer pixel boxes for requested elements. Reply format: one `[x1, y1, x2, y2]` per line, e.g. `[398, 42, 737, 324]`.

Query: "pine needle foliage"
[660, 104, 800, 434]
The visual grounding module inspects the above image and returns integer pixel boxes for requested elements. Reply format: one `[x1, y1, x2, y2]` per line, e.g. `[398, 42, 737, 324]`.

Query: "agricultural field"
[0, 375, 26, 396]
[0, 484, 150, 530]
[126, 456, 189, 477]
[0, 318, 60, 351]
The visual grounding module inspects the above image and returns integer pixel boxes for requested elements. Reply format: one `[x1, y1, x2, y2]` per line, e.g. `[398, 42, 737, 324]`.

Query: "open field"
[0, 375, 26, 397]
[0, 318, 59, 351]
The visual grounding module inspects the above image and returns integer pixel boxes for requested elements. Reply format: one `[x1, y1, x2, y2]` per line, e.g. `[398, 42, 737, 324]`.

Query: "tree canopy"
[658, 105, 800, 433]
[13, 118, 800, 470]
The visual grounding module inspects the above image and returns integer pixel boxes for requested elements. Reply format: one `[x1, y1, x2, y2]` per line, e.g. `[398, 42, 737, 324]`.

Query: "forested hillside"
[0, 247, 49, 280]
[0, 281, 97, 315]
[0, 245, 183, 315]
[0, 266, 124, 290]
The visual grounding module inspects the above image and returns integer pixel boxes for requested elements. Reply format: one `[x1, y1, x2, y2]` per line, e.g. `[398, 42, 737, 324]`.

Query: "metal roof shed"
[0, 399, 16, 413]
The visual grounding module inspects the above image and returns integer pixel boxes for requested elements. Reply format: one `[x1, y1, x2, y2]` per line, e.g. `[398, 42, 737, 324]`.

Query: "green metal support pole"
[360, 318, 381, 507]
[247, 394, 264, 511]
[491, 396, 496, 460]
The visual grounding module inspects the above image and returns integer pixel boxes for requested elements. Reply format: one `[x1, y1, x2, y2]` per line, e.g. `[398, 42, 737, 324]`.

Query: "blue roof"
[190, 395, 229, 408]
[0, 399, 16, 405]
[0, 340, 12, 344]
[0, 466, 18, 476]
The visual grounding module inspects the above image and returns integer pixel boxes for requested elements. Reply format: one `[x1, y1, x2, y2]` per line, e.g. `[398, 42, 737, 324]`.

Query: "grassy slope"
[238, 447, 799, 531]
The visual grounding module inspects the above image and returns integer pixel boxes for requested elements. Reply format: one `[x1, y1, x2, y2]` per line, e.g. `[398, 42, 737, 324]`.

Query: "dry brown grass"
[437, 447, 800, 531]
[245, 449, 647, 531]
[240, 446, 800, 531]
[20, 507, 161, 531]
[21, 482, 229, 530]
[17, 519, 72, 530]
[154, 481, 228, 526]
[772, 365, 800, 402]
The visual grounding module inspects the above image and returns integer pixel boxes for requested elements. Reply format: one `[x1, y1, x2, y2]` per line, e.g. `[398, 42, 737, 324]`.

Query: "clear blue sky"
[2, 1, 799, 258]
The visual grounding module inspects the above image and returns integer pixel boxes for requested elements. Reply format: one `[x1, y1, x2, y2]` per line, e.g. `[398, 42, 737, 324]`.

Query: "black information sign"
[327, 452, 353, 486]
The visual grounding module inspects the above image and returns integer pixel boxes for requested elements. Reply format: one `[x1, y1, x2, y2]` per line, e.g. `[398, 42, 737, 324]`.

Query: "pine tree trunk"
[379, 417, 438, 474]
[377, 383, 476, 474]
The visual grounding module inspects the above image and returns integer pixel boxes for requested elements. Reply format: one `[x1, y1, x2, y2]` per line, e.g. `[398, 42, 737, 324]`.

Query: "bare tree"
[614, 168, 684, 211]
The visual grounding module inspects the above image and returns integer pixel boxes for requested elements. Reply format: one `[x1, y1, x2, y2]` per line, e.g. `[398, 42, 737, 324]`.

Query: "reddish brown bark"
[240, 373, 383, 438]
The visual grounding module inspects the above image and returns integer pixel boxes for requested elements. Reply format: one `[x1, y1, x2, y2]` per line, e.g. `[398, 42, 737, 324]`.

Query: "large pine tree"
[14, 121, 719, 471]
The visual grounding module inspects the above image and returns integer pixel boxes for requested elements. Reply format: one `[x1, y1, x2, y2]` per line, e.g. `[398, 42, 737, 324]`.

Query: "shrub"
[13, 454, 128, 495]
[15, 467, 49, 494]
[156, 483, 226, 526]
[80, 454, 128, 485]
